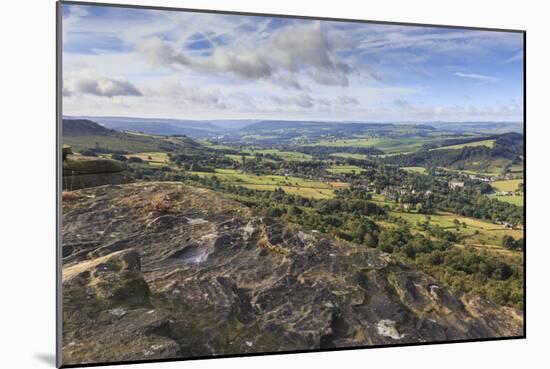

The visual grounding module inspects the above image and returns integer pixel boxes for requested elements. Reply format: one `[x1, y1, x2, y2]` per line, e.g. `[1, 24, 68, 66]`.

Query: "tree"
[502, 235, 516, 250]
[289, 206, 303, 216]
[265, 207, 283, 218]
[453, 218, 460, 230]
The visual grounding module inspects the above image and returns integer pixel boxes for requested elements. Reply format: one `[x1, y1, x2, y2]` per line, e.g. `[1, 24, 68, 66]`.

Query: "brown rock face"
[62, 154, 130, 190]
[61, 182, 523, 365]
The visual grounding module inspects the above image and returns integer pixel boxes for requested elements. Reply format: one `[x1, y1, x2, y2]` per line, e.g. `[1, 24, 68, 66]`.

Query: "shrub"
[111, 153, 128, 162]
[128, 157, 144, 164]
[80, 150, 97, 157]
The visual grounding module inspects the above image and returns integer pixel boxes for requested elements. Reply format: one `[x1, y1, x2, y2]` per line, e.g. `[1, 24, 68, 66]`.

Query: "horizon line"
[62, 115, 523, 125]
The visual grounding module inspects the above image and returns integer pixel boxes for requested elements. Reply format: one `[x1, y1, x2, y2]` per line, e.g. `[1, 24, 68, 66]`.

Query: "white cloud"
[387, 98, 522, 121]
[61, 5, 523, 122]
[506, 50, 524, 63]
[356, 27, 522, 58]
[136, 21, 352, 87]
[137, 37, 190, 67]
[146, 80, 228, 109]
[454, 72, 499, 83]
[62, 5, 89, 46]
[64, 73, 142, 97]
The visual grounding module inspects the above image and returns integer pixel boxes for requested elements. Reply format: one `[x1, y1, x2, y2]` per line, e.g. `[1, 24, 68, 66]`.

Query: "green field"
[329, 153, 369, 160]
[387, 210, 523, 256]
[243, 149, 312, 161]
[198, 140, 234, 150]
[327, 165, 366, 174]
[97, 151, 175, 168]
[307, 137, 431, 154]
[509, 164, 524, 175]
[125, 152, 170, 166]
[306, 136, 472, 155]
[438, 166, 500, 177]
[492, 179, 523, 192]
[188, 168, 335, 199]
[401, 166, 427, 174]
[492, 195, 524, 206]
[369, 190, 523, 255]
[431, 139, 496, 151]
[223, 154, 249, 164]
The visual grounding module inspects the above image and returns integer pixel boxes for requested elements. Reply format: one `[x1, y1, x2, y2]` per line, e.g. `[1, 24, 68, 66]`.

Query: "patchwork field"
[329, 152, 370, 160]
[306, 136, 480, 155]
[438, 166, 500, 177]
[401, 166, 427, 174]
[431, 139, 496, 151]
[492, 195, 524, 207]
[509, 164, 524, 175]
[188, 168, 335, 199]
[328, 181, 351, 189]
[243, 149, 313, 161]
[307, 137, 432, 154]
[492, 179, 523, 192]
[198, 140, 234, 150]
[224, 154, 254, 164]
[327, 165, 366, 174]
[387, 210, 523, 256]
[125, 152, 171, 166]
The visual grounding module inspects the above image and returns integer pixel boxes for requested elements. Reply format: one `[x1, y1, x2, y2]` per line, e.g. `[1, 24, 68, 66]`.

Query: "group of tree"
[502, 235, 525, 250]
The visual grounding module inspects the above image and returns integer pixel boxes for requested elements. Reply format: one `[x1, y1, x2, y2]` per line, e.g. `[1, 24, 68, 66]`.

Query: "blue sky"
[62, 3, 524, 122]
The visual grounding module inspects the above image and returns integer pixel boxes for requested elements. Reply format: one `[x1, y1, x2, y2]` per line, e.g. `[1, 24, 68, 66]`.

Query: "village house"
[449, 180, 465, 190]
[469, 174, 490, 182]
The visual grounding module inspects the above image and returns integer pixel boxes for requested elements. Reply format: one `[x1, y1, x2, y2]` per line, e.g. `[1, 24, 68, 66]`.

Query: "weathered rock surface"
[62, 154, 130, 190]
[61, 182, 523, 365]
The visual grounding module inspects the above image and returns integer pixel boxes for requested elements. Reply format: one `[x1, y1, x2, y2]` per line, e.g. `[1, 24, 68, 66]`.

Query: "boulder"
[62, 249, 180, 364]
[63, 155, 127, 175]
[62, 154, 130, 190]
[62, 145, 73, 160]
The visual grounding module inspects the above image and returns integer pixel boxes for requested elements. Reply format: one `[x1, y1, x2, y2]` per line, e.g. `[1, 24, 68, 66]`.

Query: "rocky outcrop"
[61, 182, 523, 365]
[62, 249, 180, 363]
[62, 150, 130, 190]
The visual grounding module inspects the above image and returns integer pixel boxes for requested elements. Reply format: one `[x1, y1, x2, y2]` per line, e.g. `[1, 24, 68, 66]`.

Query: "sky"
[62, 3, 524, 122]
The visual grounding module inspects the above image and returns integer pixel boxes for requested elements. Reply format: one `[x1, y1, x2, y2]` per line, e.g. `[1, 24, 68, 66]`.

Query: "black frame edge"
[56, 1, 64, 367]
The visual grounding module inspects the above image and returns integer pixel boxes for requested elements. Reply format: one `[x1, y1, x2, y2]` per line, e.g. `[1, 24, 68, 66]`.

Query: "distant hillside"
[100, 121, 218, 138]
[241, 120, 398, 132]
[63, 119, 118, 136]
[62, 118, 204, 154]
[427, 121, 523, 134]
[67, 116, 225, 138]
[384, 132, 524, 171]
